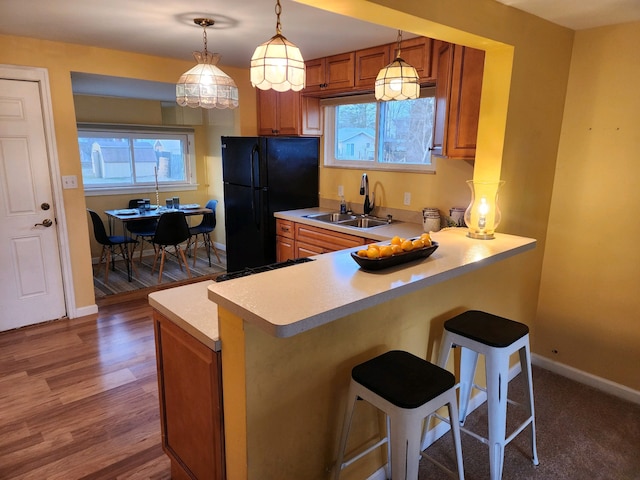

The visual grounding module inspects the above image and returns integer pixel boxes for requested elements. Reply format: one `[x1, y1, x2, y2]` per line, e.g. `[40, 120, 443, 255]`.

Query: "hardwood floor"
[0, 298, 170, 479]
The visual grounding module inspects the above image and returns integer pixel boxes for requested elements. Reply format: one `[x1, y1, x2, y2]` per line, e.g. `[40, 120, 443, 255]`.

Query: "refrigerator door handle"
[250, 144, 258, 219]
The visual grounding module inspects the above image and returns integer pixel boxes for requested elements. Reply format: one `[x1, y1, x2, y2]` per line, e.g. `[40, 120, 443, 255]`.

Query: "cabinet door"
[301, 95, 323, 136]
[325, 52, 355, 90]
[257, 89, 301, 136]
[257, 89, 279, 136]
[304, 57, 326, 93]
[445, 45, 485, 159]
[276, 235, 295, 262]
[391, 36, 436, 83]
[154, 312, 225, 480]
[432, 41, 453, 156]
[295, 241, 324, 258]
[355, 45, 390, 88]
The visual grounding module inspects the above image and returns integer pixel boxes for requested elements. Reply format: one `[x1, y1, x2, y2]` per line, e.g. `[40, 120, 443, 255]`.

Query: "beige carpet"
[418, 365, 640, 479]
[92, 249, 226, 298]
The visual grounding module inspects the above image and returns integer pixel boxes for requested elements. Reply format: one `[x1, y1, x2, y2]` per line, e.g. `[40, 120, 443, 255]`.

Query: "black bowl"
[351, 241, 439, 271]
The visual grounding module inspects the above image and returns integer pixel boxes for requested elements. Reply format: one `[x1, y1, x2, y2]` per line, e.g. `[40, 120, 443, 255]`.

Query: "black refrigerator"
[221, 136, 319, 272]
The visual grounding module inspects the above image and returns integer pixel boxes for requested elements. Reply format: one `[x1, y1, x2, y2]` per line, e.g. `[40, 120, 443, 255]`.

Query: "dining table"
[104, 204, 213, 237]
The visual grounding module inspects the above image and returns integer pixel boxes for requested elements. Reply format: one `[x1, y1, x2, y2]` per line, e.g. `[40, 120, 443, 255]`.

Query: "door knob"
[41, 202, 50, 210]
[34, 219, 53, 227]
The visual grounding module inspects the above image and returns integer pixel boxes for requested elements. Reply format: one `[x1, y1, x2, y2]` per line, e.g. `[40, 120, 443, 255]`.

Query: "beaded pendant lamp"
[375, 30, 420, 101]
[250, 0, 306, 92]
[176, 18, 239, 109]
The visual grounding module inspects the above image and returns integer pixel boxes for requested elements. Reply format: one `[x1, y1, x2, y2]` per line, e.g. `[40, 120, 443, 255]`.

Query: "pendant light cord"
[201, 22, 209, 55]
[396, 30, 403, 58]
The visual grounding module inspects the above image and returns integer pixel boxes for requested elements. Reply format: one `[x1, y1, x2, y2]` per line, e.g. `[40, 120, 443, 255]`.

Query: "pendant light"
[176, 18, 239, 109]
[250, 0, 305, 92]
[375, 30, 420, 101]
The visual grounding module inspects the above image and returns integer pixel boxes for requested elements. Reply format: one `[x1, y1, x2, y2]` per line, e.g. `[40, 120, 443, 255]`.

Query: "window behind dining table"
[77, 124, 196, 195]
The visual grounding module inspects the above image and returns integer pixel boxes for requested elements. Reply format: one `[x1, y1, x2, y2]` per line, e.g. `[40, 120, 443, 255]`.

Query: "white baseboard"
[73, 304, 98, 318]
[531, 353, 640, 405]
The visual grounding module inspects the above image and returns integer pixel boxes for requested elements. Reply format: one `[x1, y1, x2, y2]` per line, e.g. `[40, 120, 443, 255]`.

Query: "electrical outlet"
[403, 192, 411, 206]
[62, 175, 78, 189]
[338, 185, 344, 197]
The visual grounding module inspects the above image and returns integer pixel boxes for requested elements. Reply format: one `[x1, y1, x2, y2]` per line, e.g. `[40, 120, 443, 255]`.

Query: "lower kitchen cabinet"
[153, 311, 225, 480]
[276, 219, 369, 261]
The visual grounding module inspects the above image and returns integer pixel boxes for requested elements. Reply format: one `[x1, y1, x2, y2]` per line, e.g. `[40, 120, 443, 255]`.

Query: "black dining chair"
[126, 198, 158, 264]
[187, 199, 221, 267]
[151, 211, 192, 283]
[87, 209, 138, 282]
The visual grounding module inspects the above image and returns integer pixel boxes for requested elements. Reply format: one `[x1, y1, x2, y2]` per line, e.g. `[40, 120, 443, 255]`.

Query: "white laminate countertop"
[208, 226, 536, 338]
[148, 280, 220, 351]
[274, 208, 425, 240]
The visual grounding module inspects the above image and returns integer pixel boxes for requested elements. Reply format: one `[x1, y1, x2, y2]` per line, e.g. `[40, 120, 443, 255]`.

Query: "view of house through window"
[324, 87, 436, 172]
[77, 125, 195, 192]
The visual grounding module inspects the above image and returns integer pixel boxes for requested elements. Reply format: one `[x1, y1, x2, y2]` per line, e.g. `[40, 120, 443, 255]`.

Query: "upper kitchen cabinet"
[432, 42, 485, 159]
[390, 36, 436, 84]
[256, 89, 323, 136]
[257, 89, 300, 136]
[355, 45, 391, 89]
[304, 52, 355, 93]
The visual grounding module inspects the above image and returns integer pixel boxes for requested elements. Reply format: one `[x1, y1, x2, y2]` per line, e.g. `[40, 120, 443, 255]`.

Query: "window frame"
[322, 87, 436, 174]
[78, 123, 197, 196]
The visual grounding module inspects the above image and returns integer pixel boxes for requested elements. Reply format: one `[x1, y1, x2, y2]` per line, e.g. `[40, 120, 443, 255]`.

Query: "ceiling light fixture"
[176, 18, 239, 109]
[250, 0, 305, 92]
[375, 30, 420, 101]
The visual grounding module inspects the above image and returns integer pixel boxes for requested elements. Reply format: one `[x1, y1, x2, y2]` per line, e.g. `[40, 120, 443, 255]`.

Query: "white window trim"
[78, 123, 197, 196]
[322, 88, 436, 174]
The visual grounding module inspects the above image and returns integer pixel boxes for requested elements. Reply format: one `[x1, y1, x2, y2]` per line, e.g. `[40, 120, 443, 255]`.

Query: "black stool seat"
[352, 350, 455, 409]
[444, 310, 529, 348]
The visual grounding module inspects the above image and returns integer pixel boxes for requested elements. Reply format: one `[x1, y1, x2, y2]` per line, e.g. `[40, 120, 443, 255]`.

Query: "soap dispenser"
[340, 196, 347, 214]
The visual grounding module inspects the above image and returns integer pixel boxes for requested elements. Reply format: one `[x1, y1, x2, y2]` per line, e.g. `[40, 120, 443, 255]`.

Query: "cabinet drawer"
[276, 219, 295, 239]
[295, 223, 366, 251]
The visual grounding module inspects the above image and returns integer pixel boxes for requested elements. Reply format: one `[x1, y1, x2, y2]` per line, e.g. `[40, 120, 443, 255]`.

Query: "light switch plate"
[338, 185, 344, 197]
[62, 175, 78, 189]
[403, 192, 411, 206]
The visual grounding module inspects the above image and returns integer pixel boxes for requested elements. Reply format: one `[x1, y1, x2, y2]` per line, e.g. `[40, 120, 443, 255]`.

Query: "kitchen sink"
[304, 212, 357, 223]
[304, 212, 392, 228]
[340, 217, 390, 228]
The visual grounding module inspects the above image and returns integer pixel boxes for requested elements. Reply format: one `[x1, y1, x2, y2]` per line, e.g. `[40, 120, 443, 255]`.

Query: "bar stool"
[438, 310, 539, 480]
[335, 350, 464, 480]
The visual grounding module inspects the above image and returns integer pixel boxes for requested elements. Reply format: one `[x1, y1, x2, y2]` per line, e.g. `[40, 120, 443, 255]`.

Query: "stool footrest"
[340, 436, 389, 471]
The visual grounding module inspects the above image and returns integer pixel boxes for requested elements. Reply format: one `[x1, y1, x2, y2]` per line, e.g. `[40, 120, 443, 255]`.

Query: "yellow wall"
[536, 22, 640, 390]
[0, 34, 255, 308]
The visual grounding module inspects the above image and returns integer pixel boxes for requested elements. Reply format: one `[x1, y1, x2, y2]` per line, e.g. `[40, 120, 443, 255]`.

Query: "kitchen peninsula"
[206, 209, 536, 480]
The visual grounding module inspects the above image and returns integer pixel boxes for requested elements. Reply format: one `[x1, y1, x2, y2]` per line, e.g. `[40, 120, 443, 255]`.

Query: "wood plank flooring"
[0, 298, 170, 479]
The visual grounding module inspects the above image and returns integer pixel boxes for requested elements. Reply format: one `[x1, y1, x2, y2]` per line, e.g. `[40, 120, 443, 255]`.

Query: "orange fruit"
[379, 245, 393, 257]
[366, 248, 381, 259]
[391, 245, 403, 255]
[357, 249, 369, 257]
[401, 239, 414, 252]
[390, 236, 402, 246]
[412, 239, 425, 249]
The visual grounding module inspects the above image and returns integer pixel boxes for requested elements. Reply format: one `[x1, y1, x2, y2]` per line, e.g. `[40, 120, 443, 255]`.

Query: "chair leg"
[520, 344, 539, 466]
[178, 247, 192, 278]
[192, 234, 199, 267]
[206, 232, 220, 264]
[152, 245, 161, 274]
[157, 248, 166, 283]
[458, 347, 479, 424]
[335, 384, 358, 480]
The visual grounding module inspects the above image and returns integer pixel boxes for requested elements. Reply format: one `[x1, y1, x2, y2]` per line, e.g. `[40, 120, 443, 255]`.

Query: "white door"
[0, 78, 66, 330]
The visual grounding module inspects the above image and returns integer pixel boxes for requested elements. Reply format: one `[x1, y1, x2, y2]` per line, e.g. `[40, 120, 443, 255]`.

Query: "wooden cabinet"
[257, 89, 300, 136]
[276, 219, 295, 262]
[355, 45, 390, 88]
[304, 52, 355, 93]
[153, 311, 225, 480]
[277, 218, 370, 260]
[390, 36, 436, 83]
[432, 42, 485, 159]
[257, 89, 322, 136]
[294, 223, 367, 257]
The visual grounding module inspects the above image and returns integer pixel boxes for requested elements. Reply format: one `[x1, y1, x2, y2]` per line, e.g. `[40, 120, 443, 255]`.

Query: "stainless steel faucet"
[360, 173, 375, 216]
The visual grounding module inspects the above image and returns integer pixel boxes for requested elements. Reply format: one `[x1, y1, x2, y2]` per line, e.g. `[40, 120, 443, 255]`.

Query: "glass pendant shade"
[176, 52, 239, 109]
[464, 180, 505, 239]
[250, 33, 305, 92]
[375, 57, 420, 101]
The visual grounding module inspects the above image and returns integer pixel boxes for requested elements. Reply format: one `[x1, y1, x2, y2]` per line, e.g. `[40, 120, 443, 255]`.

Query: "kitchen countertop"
[148, 280, 220, 351]
[274, 207, 425, 240]
[208, 221, 536, 338]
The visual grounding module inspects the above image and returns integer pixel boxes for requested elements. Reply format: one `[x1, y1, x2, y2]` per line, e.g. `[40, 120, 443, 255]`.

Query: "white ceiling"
[2, 0, 638, 100]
